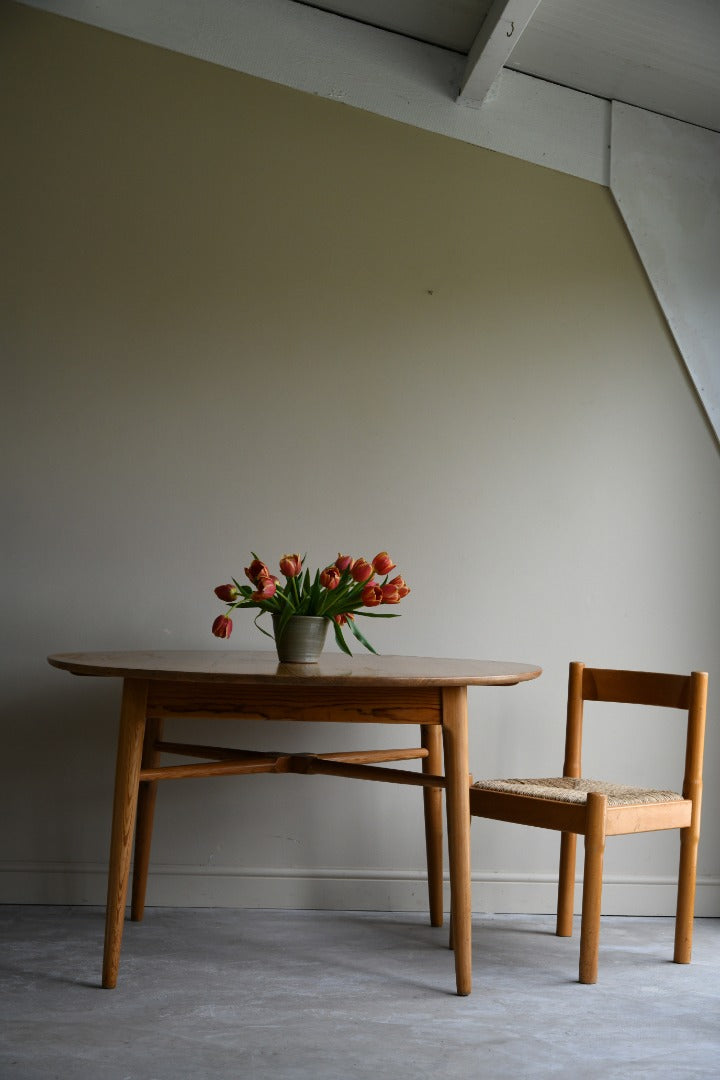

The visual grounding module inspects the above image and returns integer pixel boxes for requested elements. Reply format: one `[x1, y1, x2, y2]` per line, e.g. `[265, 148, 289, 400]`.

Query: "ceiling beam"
[17, 0, 610, 185]
[458, 0, 542, 107]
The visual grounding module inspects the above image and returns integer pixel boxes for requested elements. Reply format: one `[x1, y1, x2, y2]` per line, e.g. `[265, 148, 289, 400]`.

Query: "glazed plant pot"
[272, 615, 329, 663]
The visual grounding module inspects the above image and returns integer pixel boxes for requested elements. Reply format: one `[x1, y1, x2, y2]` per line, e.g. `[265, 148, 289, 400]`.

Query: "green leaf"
[348, 618, 378, 654]
[274, 604, 297, 640]
[354, 611, 401, 618]
[253, 612, 274, 639]
[291, 575, 302, 607]
[308, 570, 323, 616]
[276, 590, 297, 615]
[333, 619, 353, 655]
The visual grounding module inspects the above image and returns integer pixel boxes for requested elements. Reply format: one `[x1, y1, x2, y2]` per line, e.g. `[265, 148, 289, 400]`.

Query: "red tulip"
[388, 574, 410, 599]
[334, 612, 355, 625]
[252, 577, 277, 601]
[320, 565, 341, 590]
[381, 583, 401, 604]
[279, 553, 302, 578]
[214, 584, 239, 603]
[245, 558, 270, 585]
[372, 551, 396, 575]
[211, 614, 233, 639]
[351, 558, 374, 583]
[361, 582, 383, 607]
[335, 554, 354, 573]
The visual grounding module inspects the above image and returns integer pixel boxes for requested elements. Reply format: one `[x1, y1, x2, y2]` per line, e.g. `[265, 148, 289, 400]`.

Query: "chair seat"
[471, 776, 684, 807]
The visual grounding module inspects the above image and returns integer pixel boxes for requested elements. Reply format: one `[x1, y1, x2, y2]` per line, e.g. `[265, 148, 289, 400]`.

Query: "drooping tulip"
[214, 584, 239, 603]
[211, 614, 233, 639]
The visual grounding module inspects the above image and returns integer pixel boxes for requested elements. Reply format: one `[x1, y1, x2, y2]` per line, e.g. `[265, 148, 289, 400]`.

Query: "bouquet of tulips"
[212, 551, 410, 655]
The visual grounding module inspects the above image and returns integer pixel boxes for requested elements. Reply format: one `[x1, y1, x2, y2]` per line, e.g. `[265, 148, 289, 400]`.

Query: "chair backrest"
[563, 661, 708, 800]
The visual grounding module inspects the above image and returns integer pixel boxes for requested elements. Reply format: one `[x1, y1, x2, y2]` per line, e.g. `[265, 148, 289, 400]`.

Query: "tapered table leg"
[131, 717, 164, 921]
[442, 686, 471, 996]
[102, 678, 148, 989]
[421, 724, 444, 927]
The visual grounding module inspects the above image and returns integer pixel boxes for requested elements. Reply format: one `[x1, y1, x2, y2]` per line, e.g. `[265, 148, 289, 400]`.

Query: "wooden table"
[48, 650, 541, 995]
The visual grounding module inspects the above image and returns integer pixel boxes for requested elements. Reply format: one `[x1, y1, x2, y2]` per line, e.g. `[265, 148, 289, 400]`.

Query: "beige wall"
[2, 4, 718, 914]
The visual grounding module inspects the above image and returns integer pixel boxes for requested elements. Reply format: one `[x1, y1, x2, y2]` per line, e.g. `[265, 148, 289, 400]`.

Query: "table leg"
[131, 717, 164, 921]
[102, 679, 148, 989]
[441, 686, 471, 996]
[421, 724, 444, 927]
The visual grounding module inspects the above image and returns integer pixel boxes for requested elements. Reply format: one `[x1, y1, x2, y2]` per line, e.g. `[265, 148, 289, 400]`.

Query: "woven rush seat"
[472, 776, 684, 807]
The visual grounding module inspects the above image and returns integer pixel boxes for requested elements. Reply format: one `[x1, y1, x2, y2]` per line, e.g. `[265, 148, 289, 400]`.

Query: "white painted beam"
[17, 0, 610, 185]
[611, 103, 720, 445]
[458, 0, 542, 106]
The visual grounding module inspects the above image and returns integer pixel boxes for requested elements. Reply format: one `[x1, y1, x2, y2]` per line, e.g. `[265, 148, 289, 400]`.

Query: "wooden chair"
[469, 662, 708, 983]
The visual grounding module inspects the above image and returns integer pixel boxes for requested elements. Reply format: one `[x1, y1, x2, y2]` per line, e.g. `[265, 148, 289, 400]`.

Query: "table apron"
[144, 681, 443, 725]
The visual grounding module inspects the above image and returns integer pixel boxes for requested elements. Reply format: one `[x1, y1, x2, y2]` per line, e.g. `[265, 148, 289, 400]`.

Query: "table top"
[47, 651, 542, 688]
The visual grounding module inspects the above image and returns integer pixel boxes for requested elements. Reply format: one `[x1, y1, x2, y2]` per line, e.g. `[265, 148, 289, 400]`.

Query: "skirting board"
[2, 864, 718, 916]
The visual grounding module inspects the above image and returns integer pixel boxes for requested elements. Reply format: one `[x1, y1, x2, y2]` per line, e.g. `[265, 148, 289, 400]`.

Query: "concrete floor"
[1, 907, 719, 1079]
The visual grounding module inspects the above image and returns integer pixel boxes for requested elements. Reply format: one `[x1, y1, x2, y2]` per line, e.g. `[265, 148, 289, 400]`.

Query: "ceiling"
[300, 0, 720, 133]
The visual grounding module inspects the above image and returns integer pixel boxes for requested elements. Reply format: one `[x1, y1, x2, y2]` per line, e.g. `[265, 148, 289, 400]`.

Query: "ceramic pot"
[272, 615, 329, 663]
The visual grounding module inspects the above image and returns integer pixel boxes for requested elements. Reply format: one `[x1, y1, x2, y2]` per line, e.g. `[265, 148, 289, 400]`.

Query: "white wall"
[18, 2, 720, 438]
[2, 5, 719, 915]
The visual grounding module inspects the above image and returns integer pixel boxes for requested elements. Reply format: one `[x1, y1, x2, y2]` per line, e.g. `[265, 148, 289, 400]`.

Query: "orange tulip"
[388, 574, 410, 599]
[372, 552, 396, 575]
[252, 577, 277, 601]
[381, 583, 401, 604]
[279, 553, 303, 578]
[320, 565, 342, 590]
[361, 583, 383, 607]
[335, 553, 354, 572]
[351, 558, 374, 583]
[245, 558, 270, 584]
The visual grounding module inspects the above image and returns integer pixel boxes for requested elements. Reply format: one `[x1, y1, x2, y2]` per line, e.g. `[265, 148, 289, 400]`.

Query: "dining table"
[47, 650, 541, 995]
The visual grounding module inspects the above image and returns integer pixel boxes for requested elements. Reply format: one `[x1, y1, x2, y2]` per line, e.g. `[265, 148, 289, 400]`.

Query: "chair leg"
[422, 725, 444, 928]
[674, 824, 700, 964]
[130, 717, 163, 922]
[579, 792, 607, 985]
[557, 831, 577, 937]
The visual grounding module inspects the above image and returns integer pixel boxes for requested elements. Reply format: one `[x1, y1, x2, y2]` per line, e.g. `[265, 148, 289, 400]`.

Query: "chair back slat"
[582, 668, 690, 709]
